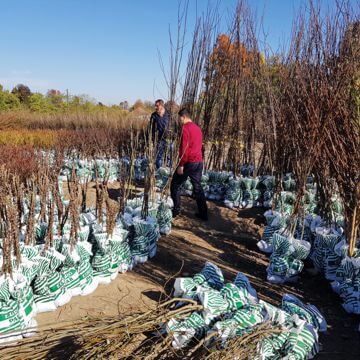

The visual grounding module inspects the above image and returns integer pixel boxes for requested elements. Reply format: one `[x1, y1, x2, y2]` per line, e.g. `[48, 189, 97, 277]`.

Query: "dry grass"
[0, 109, 149, 131]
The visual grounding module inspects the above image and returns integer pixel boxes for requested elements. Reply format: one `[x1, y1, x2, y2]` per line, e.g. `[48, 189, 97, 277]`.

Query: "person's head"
[178, 108, 191, 125]
[155, 99, 165, 114]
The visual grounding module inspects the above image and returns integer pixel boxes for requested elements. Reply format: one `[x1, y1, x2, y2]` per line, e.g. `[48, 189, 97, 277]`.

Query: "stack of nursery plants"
[0, 169, 173, 342]
[154, 165, 272, 208]
[166, 261, 326, 359]
[223, 175, 271, 209]
[59, 155, 149, 184]
[60, 157, 119, 183]
[256, 177, 360, 316]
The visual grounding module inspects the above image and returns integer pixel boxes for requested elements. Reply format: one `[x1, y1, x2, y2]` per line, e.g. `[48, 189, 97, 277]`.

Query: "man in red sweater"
[170, 108, 208, 221]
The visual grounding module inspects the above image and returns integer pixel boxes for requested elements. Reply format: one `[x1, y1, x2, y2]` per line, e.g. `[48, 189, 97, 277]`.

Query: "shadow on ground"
[133, 197, 360, 359]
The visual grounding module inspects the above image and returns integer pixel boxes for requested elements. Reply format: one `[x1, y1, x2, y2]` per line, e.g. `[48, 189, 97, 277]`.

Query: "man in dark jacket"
[170, 108, 208, 221]
[149, 99, 170, 169]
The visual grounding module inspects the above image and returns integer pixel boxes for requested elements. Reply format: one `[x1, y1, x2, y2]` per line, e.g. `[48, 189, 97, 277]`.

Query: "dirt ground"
[36, 196, 360, 359]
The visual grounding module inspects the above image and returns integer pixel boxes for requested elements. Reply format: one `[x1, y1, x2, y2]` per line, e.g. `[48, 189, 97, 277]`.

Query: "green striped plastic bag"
[232, 303, 265, 334]
[110, 227, 129, 243]
[62, 266, 82, 297]
[241, 177, 253, 191]
[32, 256, 51, 295]
[47, 271, 71, 307]
[78, 260, 98, 296]
[130, 235, 149, 264]
[44, 249, 65, 271]
[166, 312, 207, 349]
[131, 217, 160, 264]
[282, 175, 296, 192]
[33, 292, 57, 313]
[234, 272, 258, 301]
[109, 254, 119, 280]
[118, 241, 133, 273]
[93, 232, 108, 253]
[12, 279, 36, 327]
[224, 178, 242, 209]
[282, 294, 327, 332]
[78, 225, 90, 242]
[156, 202, 173, 235]
[61, 244, 81, 267]
[255, 332, 290, 359]
[260, 300, 291, 326]
[241, 189, 254, 209]
[334, 256, 360, 314]
[76, 241, 93, 260]
[221, 283, 251, 311]
[173, 262, 224, 299]
[257, 214, 287, 253]
[33, 274, 50, 296]
[283, 324, 318, 360]
[92, 252, 112, 285]
[200, 262, 224, 290]
[173, 277, 201, 300]
[252, 188, 262, 203]
[0, 276, 14, 303]
[263, 190, 274, 208]
[20, 244, 40, 260]
[312, 227, 341, 273]
[19, 259, 38, 285]
[267, 234, 310, 284]
[291, 239, 311, 260]
[272, 233, 291, 257]
[0, 299, 24, 343]
[148, 227, 160, 258]
[198, 287, 228, 324]
[267, 256, 290, 278]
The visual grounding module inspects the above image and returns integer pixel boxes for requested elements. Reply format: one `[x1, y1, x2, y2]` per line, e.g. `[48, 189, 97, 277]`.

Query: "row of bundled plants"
[0, 124, 174, 343]
[0, 0, 358, 356]
[158, 0, 360, 329]
[0, 262, 327, 359]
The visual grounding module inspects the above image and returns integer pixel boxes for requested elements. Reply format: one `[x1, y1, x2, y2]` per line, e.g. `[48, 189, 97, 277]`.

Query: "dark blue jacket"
[149, 111, 170, 142]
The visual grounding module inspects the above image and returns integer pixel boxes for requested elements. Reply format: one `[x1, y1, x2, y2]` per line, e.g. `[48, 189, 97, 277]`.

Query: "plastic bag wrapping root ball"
[257, 213, 286, 254]
[0, 171, 174, 340]
[266, 233, 311, 284]
[166, 261, 325, 359]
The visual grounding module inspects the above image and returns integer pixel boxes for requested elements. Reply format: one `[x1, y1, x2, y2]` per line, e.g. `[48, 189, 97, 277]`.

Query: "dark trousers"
[155, 140, 165, 169]
[170, 162, 208, 217]
[156, 140, 173, 169]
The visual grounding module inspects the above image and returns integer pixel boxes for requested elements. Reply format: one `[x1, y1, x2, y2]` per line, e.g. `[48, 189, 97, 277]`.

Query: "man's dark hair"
[155, 99, 164, 106]
[178, 108, 191, 118]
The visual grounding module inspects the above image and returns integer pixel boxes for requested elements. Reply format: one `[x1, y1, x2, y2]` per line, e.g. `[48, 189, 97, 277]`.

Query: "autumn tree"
[11, 84, 32, 103]
[46, 89, 64, 107]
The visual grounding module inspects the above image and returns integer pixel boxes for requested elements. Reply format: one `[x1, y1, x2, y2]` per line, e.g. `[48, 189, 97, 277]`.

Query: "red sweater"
[178, 121, 203, 166]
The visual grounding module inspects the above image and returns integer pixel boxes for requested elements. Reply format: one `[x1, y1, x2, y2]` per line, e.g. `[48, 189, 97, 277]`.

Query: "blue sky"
[0, 0, 357, 105]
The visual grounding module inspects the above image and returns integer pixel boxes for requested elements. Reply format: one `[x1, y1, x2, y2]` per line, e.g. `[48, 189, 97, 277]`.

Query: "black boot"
[195, 213, 208, 221]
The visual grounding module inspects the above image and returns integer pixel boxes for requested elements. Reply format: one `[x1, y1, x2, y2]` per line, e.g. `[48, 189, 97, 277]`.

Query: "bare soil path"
[37, 198, 360, 359]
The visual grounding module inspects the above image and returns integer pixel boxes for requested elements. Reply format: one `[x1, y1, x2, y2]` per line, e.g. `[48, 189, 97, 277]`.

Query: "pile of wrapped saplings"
[0, 181, 173, 343]
[154, 164, 276, 210]
[256, 179, 360, 315]
[256, 175, 315, 283]
[166, 262, 326, 359]
[59, 155, 149, 183]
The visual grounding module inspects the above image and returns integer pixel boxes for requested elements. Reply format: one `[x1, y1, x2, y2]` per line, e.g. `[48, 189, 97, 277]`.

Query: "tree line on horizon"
[0, 83, 155, 115]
